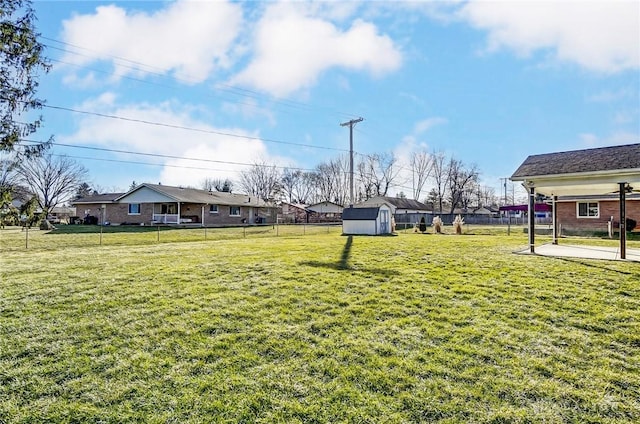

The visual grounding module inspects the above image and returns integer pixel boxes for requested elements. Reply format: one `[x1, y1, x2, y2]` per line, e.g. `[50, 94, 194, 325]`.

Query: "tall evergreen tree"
[1, 0, 51, 154]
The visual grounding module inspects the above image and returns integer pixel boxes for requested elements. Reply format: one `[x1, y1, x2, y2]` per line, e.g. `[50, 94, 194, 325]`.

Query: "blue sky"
[26, 0, 640, 199]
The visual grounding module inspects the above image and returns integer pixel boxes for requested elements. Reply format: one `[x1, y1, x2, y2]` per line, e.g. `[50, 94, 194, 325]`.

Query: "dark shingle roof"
[511, 143, 640, 179]
[375, 197, 430, 210]
[342, 207, 379, 220]
[117, 184, 271, 207]
[72, 193, 125, 204]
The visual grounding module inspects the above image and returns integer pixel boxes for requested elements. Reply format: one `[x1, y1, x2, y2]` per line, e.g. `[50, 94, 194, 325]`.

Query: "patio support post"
[528, 186, 535, 253]
[177, 202, 181, 225]
[620, 182, 626, 260]
[552, 195, 558, 245]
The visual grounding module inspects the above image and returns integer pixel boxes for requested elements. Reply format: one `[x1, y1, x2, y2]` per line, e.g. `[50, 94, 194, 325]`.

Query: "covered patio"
[517, 243, 640, 262]
[511, 143, 640, 261]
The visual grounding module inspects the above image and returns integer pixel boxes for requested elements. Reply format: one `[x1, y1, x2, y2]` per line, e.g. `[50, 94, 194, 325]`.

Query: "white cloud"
[60, 97, 289, 188]
[231, 3, 402, 96]
[60, 0, 243, 83]
[414, 117, 447, 134]
[458, 1, 639, 73]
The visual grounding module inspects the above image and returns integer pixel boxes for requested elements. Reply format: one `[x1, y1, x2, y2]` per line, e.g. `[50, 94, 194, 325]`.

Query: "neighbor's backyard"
[1, 226, 638, 423]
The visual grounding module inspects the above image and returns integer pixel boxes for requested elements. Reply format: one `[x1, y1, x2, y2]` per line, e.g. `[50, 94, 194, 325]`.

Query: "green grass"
[1, 227, 639, 423]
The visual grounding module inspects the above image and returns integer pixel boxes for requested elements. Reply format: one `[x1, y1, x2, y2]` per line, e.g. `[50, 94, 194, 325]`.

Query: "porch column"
[552, 195, 558, 245]
[201, 206, 205, 227]
[177, 202, 181, 225]
[528, 186, 535, 253]
[620, 182, 626, 260]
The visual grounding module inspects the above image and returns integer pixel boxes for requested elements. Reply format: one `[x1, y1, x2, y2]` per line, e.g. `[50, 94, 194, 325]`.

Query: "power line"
[18, 139, 316, 173]
[42, 104, 349, 153]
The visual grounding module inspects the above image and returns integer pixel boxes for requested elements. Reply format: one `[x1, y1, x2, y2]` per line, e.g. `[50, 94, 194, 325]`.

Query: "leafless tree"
[477, 185, 498, 208]
[281, 168, 300, 203]
[15, 153, 88, 215]
[239, 160, 281, 201]
[409, 149, 433, 201]
[357, 152, 399, 200]
[312, 155, 350, 205]
[201, 177, 232, 192]
[446, 158, 479, 213]
[431, 151, 448, 214]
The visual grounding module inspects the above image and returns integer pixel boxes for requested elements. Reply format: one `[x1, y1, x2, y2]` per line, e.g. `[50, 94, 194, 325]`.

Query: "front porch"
[151, 214, 199, 225]
[152, 202, 203, 225]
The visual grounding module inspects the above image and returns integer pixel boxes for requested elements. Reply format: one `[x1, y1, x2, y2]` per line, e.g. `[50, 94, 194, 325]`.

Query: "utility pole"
[340, 117, 364, 206]
[500, 177, 508, 205]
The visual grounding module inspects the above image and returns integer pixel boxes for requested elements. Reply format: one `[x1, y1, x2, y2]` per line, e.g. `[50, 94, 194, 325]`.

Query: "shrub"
[432, 216, 442, 234]
[453, 214, 464, 235]
[626, 217, 637, 232]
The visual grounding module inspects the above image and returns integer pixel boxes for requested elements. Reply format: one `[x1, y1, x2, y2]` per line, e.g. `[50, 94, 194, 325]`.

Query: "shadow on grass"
[299, 235, 398, 277]
[555, 257, 640, 277]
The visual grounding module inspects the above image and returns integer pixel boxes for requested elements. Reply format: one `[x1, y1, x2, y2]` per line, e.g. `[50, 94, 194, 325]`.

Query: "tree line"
[230, 150, 499, 214]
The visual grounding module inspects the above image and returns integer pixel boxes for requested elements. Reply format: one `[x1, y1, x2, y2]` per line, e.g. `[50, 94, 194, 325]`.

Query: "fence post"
[25, 226, 28, 249]
[157, 225, 160, 242]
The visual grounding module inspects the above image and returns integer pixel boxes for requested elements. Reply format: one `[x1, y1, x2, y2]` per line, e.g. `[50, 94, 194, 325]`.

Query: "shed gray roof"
[342, 207, 379, 220]
[366, 196, 430, 211]
[511, 143, 640, 179]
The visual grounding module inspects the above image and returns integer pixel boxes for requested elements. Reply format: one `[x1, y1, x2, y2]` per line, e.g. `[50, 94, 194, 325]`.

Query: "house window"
[209, 205, 218, 214]
[577, 202, 599, 218]
[230, 206, 240, 216]
[128, 203, 141, 215]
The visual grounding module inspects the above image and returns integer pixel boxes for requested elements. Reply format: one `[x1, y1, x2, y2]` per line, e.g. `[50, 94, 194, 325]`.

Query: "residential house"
[510, 143, 640, 258]
[71, 192, 125, 224]
[280, 202, 308, 223]
[555, 194, 639, 232]
[72, 183, 276, 226]
[306, 201, 343, 223]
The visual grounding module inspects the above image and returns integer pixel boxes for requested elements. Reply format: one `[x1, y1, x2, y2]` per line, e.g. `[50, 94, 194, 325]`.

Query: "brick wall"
[75, 202, 275, 226]
[557, 200, 639, 231]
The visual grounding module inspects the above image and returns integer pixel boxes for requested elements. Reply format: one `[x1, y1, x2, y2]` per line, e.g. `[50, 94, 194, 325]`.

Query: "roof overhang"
[511, 168, 640, 196]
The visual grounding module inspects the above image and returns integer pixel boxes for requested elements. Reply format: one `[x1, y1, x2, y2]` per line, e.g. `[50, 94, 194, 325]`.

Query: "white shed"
[342, 205, 393, 235]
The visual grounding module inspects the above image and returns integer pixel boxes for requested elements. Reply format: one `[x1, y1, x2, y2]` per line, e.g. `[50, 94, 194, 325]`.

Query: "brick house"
[71, 192, 125, 224]
[280, 202, 308, 223]
[306, 201, 343, 223]
[72, 183, 276, 226]
[511, 143, 640, 258]
[556, 194, 639, 232]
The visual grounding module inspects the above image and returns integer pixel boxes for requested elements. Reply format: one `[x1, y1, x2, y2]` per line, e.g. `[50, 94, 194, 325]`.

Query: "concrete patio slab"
[517, 243, 640, 262]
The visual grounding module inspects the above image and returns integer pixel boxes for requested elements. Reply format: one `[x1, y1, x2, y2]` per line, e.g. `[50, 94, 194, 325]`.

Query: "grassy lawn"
[1, 227, 639, 423]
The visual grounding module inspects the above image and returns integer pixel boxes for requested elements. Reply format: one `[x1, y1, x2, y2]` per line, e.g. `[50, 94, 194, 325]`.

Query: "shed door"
[380, 210, 389, 234]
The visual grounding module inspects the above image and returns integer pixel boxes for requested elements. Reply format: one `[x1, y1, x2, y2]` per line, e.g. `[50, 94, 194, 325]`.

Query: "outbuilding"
[511, 143, 640, 259]
[342, 204, 393, 235]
